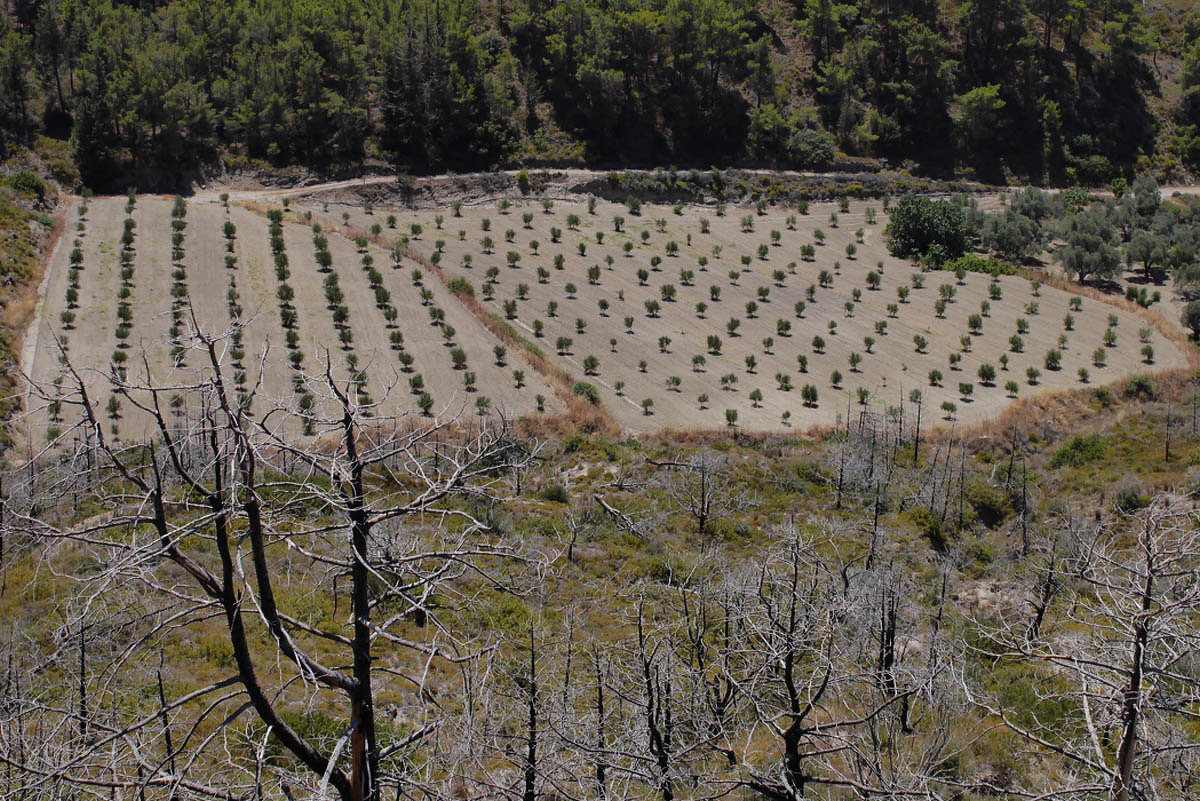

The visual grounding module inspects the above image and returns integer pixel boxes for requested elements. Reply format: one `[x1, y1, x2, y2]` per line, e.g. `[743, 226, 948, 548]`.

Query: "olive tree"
[1055, 205, 1122, 284]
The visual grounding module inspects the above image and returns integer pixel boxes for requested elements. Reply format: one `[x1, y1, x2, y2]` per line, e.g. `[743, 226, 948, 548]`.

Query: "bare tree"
[648, 450, 750, 538]
[728, 525, 932, 799]
[675, 578, 740, 767]
[528, 582, 723, 801]
[969, 494, 1200, 800]
[0, 327, 544, 801]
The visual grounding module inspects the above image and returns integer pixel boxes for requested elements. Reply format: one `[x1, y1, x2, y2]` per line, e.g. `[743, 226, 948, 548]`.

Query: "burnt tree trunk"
[1112, 545, 1153, 801]
[341, 406, 379, 801]
[523, 624, 538, 801]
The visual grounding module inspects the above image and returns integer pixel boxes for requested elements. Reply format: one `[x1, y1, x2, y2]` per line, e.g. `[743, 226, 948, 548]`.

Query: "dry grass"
[7, 205, 64, 357]
[641, 424, 831, 449]
[941, 364, 1197, 453]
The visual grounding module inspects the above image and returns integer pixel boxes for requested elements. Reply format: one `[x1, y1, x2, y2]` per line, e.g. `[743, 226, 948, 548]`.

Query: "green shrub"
[904, 506, 948, 553]
[563, 434, 587, 453]
[788, 128, 835, 169]
[255, 710, 344, 766]
[540, 483, 570, 503]
[941, 253, 1015, 276]
[707, 517, 755, 542]
[1124, 375, 1156, 400]
[1092, 386, 1114, 408]
[572, 381, 601, 405]
[6, 171, 48, 200]
[989, 661, 1081, 738]
[1049, 434, 1107, 469]
[961, 535, 998, 578]
[447, 276, 475, 296]
[460, 591, 530, 638]
[1114, 479, 1149, 514]
[966, 482, 1011, 528]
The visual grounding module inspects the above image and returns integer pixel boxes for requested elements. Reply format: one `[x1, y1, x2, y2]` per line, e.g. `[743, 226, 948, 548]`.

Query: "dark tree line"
[877, 177, 1200, 291]
[0, 0, 1196, 187]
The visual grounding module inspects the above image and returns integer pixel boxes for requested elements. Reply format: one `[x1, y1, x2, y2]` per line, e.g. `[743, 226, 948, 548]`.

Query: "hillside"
[4, 332, 1200, 799]
[1, 0, 1199, 188]
[2, 0, 1200, 795]
[0, 166, 1196, 798]
[0, 144, 69, 445]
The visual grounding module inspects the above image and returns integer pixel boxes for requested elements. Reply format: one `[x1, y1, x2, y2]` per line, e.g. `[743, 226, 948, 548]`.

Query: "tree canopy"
[884, 195, 968, 266]
[981, 208, 1042, 263]
[1055, 205, 1122, 284]
[0, 0, 1195, 186]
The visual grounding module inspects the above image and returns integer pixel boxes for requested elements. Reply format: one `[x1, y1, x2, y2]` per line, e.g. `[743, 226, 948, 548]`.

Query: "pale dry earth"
[22, 176, 1194, 442]
[297, 192, 1188, 433]
[24, 194, 562, 444]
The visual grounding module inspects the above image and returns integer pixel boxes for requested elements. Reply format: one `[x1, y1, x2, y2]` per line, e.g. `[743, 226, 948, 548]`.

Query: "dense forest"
[1, 0, 1199, 188]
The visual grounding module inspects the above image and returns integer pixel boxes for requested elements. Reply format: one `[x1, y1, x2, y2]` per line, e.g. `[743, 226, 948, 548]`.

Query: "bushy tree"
[1183, 300, 1200, 339]
[1126, 230, 1167, 281]
[788, 127, 836, 168]
[981, 209, 1042, 262]
[885, 196, 968, 266]
[1055, 206, 1122, 283]
[1009, 187, 1058, 221]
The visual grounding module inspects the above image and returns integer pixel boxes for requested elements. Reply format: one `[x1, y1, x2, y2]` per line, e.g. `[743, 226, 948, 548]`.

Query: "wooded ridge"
[1, 0, 1199, 188]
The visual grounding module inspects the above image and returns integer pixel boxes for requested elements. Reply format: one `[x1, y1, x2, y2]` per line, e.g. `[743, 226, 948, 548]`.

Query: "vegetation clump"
[1049, 433, 1107, 469]
[885, 196, 968, 267]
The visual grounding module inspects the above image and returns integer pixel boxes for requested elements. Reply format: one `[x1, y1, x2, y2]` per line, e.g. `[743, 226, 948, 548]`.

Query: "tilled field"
[298, 193, 1187, 432]
[25, 195, 563, 443]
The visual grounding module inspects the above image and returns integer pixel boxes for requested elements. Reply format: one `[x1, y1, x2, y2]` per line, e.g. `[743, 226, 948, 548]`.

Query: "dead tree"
[875, 579, 911, 734]
[0, 327, 543, 801]
[676, 582, 739, 766]
[592, 646, 609, 799]
[546, 590, 716, 801]
[730, 526, 927, 799]
[648, 451, 749, 538]
[1023, 525, 1079, 644]
[637, 602, 675, 801]
[909, 389, 923, 462]
[969, 494, 1200, 800]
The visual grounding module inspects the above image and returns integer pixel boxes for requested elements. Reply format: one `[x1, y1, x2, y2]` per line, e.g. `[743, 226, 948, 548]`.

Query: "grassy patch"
[1049, 433, 1107, 469]
[0, 188, 56, 445]
[33, 135, 79, 187]
[0, 191, 45, 286]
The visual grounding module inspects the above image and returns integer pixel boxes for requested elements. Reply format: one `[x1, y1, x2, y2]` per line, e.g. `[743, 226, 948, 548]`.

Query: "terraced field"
[298, 192, 1187, 432]
[24, 194, 563, 442]
[24, 187, 1188, 443]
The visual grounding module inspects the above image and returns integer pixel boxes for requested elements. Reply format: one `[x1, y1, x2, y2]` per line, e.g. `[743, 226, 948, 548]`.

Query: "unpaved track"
[199, 172, 1200, 207]
[20, 202, 73, 383]
[192, 175, 402, 204]
[194, 168, 1006, 208]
